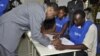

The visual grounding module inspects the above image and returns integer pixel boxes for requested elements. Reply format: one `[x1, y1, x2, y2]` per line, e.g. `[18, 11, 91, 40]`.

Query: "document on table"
[45, 34, 74, 45]
[27, 32, 74, 45]
[45, 34, 74, 49]
[60, 38, 74, 45]
[27, 32, 79, 56]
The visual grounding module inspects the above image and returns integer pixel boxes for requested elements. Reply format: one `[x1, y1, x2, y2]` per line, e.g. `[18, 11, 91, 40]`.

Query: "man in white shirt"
[52, 10, 97, 56]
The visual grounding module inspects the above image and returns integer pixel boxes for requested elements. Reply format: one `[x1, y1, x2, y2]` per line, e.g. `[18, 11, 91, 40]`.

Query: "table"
[27, 32, 80, 56]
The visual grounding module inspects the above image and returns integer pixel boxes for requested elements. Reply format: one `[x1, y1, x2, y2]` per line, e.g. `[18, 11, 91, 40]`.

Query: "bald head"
[73, 10, 86, 26]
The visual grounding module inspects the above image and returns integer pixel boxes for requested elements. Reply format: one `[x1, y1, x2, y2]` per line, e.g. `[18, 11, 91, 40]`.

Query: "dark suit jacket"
[67, 0, 83, 15]
[67, 0, 83, 27]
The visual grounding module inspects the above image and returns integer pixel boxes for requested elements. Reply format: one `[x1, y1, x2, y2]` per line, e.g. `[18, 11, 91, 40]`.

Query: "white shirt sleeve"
[83, 24, 97, 50]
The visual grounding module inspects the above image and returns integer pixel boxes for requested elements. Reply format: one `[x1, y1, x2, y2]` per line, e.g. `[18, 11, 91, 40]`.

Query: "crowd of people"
[0, 0, 97, 56]
[41, 0, 97, 56]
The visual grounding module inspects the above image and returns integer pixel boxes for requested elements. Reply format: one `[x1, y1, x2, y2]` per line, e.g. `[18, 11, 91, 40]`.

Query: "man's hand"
[55, 44, 66, 50]
[53, 35, 60, 39]
[52, 35, 66, 50]
[52, 37, 61, 46]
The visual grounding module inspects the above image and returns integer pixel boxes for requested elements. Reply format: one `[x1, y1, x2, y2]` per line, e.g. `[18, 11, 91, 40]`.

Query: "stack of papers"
[60, 38, 74, 45]
[45, 34, 74, 45]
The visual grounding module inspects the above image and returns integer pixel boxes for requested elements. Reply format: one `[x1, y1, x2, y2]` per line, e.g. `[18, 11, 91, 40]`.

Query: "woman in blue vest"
[0, 0, 9, 16]
[55, 6, 69, 37]
[52, 10, 97, 56]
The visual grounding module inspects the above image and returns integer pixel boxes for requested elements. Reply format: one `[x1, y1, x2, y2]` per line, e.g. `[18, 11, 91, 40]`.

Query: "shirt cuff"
[47, 45, 55, 49]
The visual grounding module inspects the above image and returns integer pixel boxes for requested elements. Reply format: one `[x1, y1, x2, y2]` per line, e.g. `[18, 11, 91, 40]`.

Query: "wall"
[56, 0, 71, 6]
[21, 0, 44, 4]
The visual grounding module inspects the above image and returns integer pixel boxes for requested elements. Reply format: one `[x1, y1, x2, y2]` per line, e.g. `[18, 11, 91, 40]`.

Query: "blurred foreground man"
[0, 2, 58, 56]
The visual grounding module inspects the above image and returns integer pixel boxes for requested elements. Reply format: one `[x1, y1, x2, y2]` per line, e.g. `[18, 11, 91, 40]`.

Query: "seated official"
[55, 6, 69, 37]
[52, 10, 97, 56]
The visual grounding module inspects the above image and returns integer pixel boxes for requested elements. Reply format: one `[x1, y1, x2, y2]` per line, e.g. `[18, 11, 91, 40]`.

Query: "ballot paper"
[60, 38, 74, 45]
[45, 34, 74, 49]
[45, 34, 74, 45]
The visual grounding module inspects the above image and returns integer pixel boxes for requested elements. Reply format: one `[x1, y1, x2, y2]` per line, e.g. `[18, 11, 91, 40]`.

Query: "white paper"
[45, 34, 74, 45]
[60, 38, 74, 45]
[45, 34, 54, 40]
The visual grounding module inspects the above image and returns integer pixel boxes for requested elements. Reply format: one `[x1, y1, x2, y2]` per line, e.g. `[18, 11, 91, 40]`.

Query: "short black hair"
[73, 10, 86, 19]
[59, 6, 68, 15]
[44, 0, 50, 4]
[83, 0, 87, 3]
[42, 18, 55, 30]
[47, 2, 58, 11]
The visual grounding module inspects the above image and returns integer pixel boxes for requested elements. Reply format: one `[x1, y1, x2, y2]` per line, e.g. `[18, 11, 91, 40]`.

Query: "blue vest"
[69, 21, 93, 45]
[0, 0, 9, 16]
[55, 16, 69, 33]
